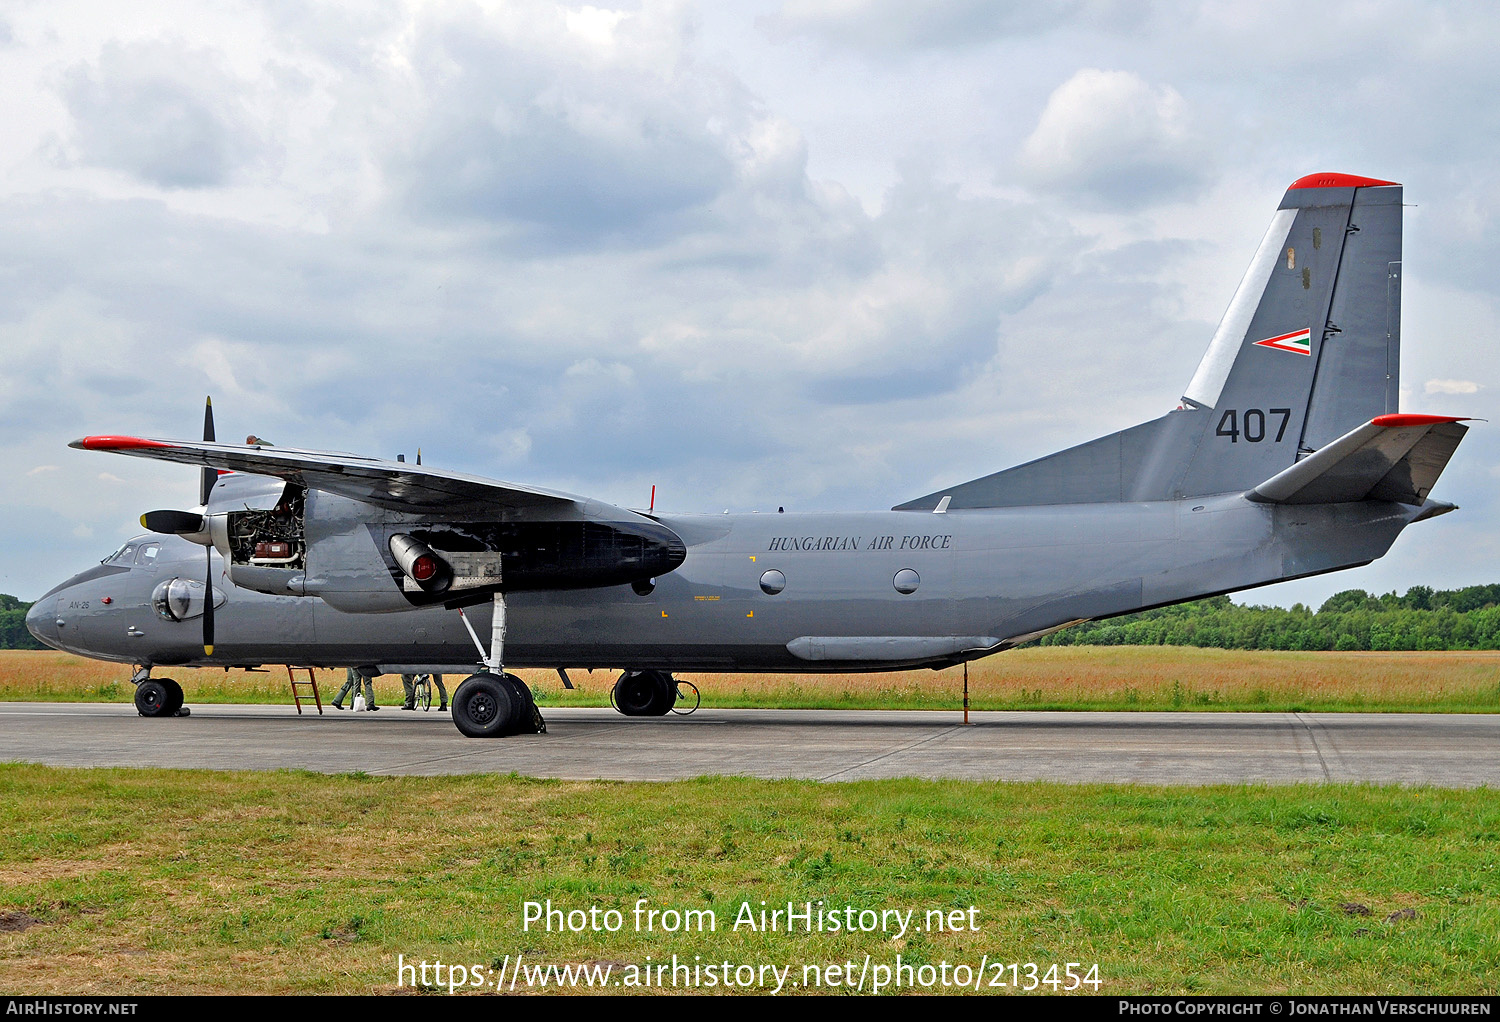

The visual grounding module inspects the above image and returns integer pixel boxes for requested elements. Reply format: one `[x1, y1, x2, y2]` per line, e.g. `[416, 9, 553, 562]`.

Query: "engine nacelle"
[214, 485, 687, 612]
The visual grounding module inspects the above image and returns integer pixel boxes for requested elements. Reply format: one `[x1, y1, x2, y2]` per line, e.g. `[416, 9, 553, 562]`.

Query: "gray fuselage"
[28, 491, 1423, 675]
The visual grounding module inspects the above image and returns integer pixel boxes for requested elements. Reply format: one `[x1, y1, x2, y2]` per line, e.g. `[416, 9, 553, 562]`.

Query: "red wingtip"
[1288, 172, 1400, 191]
[1372, 414, 1469, 428]
[73, 435, 175, 451]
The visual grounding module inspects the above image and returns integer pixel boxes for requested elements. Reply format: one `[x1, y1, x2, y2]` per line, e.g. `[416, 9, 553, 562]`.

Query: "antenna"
[649, 485, 655, 512]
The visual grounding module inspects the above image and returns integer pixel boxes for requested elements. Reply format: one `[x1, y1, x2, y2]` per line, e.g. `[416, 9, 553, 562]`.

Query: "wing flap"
[71, 436, 580, 516]
[1247, 414, 1469, 505]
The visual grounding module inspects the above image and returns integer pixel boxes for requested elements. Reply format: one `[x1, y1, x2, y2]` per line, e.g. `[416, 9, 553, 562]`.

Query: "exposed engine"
[226, 486, 306, 569]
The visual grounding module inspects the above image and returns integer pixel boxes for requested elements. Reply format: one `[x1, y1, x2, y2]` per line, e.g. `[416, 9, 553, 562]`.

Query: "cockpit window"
[106, 543, 137, 565]
[136, 543, 161, 565]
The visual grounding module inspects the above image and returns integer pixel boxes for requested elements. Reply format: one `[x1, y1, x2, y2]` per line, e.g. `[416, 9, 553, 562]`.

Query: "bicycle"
[411, 673, 433, 711]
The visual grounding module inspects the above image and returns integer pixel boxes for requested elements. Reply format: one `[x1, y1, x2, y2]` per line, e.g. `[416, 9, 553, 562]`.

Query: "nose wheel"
[133, 676, 187, 717]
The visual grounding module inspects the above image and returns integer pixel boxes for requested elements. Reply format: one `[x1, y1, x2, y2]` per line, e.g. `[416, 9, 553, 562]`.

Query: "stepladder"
[286, 666, 323, 715]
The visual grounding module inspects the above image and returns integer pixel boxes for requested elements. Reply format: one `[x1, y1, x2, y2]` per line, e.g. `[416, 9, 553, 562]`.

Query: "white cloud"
[761, 0, 1106, 51]
[565, 6, 630, 50]
[564, 358, 635, 384]
[57, 39, 264, 189]
[1017, 69, 1208, 207]
[1425, 378, 1480, 395]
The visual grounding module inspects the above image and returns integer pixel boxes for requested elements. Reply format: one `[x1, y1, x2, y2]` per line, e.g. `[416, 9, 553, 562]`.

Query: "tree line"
[0, 594, 45, 650]
[6, 584, 1500, 652]
[1033, 585, 1500, 651]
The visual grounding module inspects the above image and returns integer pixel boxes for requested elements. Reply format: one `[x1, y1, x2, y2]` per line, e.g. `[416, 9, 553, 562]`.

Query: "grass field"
[0, 764, 1495, 995]
[4, 647, 1499, 712]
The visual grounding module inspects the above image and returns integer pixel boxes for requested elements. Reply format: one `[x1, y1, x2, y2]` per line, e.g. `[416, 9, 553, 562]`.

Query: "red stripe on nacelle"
[1288, 172, 1399, 190]
[76, 436, 175, 450]
[1371, 414, 1469, 428]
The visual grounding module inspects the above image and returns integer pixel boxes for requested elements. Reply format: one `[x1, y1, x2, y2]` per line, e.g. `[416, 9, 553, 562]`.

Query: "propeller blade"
[200, 395, 216, 506]
[203, 545, 215, 657]
[140, 509, 206, 535]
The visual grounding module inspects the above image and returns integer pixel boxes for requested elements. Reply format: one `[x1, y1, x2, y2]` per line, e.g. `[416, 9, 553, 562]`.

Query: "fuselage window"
[893, 568, 920, 594]
[137, 543, 162, 565]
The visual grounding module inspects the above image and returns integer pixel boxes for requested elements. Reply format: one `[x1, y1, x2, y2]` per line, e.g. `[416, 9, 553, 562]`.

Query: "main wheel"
[160, 679, 185, 716]
[134, 680, 170, 717]
[451, 673, 518, 738]
[612, 670, 675, 717]
[491, 673, 545, 733]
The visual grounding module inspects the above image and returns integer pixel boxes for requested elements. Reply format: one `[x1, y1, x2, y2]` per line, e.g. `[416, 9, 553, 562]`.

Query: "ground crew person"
[333, 667, 378, 710]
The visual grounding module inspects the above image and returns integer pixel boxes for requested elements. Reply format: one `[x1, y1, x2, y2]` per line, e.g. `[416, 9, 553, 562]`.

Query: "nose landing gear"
[131, 667, 189, 718]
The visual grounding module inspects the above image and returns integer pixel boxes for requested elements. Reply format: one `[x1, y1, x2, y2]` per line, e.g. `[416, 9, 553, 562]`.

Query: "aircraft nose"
[25, 596, 60, 649]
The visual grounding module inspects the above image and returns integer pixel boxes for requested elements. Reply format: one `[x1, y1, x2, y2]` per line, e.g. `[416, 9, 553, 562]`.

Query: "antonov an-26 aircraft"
[28, 173, 1470, 737]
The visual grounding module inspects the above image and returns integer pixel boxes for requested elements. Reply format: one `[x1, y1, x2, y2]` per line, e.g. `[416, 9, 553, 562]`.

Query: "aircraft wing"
[70, 435, 583, 516]
[1246, 414, 1470, 506]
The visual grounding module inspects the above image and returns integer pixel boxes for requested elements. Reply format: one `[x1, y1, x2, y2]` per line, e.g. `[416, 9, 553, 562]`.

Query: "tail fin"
[895, 173, 1408, 510]
[1174, 172, 1403, 496]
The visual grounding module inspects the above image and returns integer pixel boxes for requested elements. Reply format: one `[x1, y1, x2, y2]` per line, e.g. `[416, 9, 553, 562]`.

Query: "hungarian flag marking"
[1253, 328, 1312, 356]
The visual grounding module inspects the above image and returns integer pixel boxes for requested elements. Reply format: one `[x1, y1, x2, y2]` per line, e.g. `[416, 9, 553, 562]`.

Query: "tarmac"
[1, 701, 1497, 785]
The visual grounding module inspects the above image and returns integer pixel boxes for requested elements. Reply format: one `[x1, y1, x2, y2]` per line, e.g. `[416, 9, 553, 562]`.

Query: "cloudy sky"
[2, 0, 1496, 609]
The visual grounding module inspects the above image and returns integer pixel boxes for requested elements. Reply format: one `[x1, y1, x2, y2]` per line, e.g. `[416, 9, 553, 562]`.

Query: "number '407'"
[1216, 408, 1291, 443]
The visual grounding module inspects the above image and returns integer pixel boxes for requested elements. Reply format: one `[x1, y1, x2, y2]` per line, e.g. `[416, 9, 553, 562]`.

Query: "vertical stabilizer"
[1173, 173, 1402, 496]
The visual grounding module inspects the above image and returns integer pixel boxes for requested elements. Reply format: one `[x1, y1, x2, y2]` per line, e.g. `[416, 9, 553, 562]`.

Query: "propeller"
[140, 510, 205, 534]
[133, 397, 220, 656]
[200, 396, 216, 504]
[201, 397, 216, 656]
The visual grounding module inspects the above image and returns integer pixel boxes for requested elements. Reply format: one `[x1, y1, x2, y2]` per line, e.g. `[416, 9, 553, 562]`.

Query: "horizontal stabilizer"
[1246, 414, 1469, 506]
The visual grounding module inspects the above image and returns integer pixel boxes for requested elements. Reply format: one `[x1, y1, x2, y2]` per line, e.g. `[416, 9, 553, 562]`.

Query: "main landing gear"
[451, 672, 546, 738]
[131, 666, 190, 718]
[610, 670, 699, 716]
[451, 592, 547, 738]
